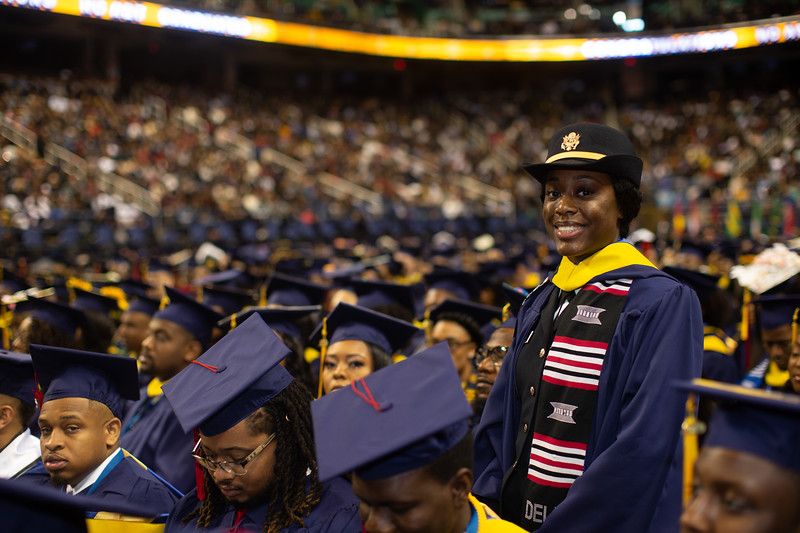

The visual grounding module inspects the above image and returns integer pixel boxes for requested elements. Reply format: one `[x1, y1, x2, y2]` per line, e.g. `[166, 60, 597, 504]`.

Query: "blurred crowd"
[1, 71, 799, 269]
[160, 0, 800, 37]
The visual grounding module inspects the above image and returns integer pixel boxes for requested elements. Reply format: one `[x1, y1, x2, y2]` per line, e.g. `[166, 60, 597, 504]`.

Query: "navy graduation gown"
[19, 451, 181, 517]
[473, 264, 703, 533]
[701, 327, 739, 384]
[165, 476, 361, 532]
[121, 393, 196, 494]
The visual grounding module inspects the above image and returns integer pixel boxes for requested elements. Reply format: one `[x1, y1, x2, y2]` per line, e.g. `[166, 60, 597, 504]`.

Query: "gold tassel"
[159, 295, 170, 311]
[0, 303, 11, 350]
[258, 285, 267, 307]
[740, 289, 750, 342]
[793, 307, 799, 346]
[502, 303, 511, 323]
[681, 391, 705, 509]
[317, 317, 328, 398]
[423, 307, 432, 346]
[230, 313, 237, 330]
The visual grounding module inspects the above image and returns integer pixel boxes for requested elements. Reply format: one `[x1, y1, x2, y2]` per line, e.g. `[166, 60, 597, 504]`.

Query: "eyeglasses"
[474, 345, 509, 368]
[192, 432, 276, 476]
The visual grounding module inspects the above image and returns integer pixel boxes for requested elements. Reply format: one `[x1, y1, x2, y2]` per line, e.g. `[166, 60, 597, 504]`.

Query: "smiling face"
[200, 415, 278, 509]
[322, 339, 376, 395]
[543, 169, 621, 263]
[680, 446, 800, 533]
[38, 397, 119, 487]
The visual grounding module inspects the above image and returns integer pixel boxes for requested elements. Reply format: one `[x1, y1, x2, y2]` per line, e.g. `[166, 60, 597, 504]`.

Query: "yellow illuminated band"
[4, 3, 800, 62]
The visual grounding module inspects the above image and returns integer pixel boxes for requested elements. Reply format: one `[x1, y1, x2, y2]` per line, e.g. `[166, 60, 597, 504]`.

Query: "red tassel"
[32, 378, 44, 409]
[194, 428, 205, 501]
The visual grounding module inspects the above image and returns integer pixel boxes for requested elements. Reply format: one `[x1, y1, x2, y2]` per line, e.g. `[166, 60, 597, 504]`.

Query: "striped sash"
[504, 277, 631, 529]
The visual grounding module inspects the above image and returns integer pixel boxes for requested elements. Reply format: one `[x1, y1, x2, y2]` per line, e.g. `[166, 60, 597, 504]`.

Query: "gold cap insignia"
[561, 132, 580, 151]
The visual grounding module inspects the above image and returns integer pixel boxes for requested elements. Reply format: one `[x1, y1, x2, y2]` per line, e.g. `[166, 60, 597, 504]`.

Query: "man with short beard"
[162, 313, 361, 532]
[121, 286, 222, 493]
[19, 344, 180, 517]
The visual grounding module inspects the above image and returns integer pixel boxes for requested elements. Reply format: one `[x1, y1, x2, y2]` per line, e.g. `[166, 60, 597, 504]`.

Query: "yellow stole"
[551, 242, 656, 292]
[765, 360, 790, 388]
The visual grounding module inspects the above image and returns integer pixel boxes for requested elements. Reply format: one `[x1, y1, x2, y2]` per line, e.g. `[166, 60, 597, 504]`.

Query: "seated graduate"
[312, 342, 527, 533]
[19, 344, 181, 519]
[427, 299, 502, 405]
[676, 378, 800, 533]
[162, 313, 361, 533]
[472, 286, 526, 425]
[121, 286, 223, 494]
[309, 302, 421, 397]
[0, 350, 40, 478]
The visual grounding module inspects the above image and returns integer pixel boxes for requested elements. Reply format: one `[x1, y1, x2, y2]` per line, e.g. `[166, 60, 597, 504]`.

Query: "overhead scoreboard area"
[3, 0, 800, 61]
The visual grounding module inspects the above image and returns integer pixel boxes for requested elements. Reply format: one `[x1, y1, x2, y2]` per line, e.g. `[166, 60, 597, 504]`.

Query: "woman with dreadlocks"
[162, 313, 361, 532]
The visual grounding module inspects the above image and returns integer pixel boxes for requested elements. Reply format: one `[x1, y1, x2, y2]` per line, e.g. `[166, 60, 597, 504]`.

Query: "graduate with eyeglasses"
[162, 313, 361, 533]
[472, 286, 527, 425]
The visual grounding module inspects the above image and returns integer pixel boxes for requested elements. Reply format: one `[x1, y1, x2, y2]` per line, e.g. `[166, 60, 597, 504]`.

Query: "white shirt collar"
[67, 447, 122, 495]
[0, 428, 41, 478]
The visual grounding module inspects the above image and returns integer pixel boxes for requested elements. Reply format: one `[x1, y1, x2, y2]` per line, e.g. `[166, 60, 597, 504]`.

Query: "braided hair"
[184, 380, 323, 532]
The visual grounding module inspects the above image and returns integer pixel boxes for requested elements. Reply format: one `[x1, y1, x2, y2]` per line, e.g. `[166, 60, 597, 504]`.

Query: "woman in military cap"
[473, 123, 704, 532]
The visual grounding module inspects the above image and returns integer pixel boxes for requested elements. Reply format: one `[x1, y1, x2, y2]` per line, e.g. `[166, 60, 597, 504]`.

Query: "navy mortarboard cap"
[29, 344, 139, 419]
[424, 269, 479, 301]
[72, 288, 120, 316]
[312, 342, 472, 482]
[753, 294, 800, 331]
[309, 303, 421, 355]
[351, 279, 416, 312]
[430, 298, 503, 330]
[677, 241, 711, 261]
[477, 260, 515, 287]
[126, 295, 160, 317]
[152, 286, 223, 349]
[117, 279, 155, 299]
[662, 266, 722, 301]
[273, 257, 326, 277]
[200, 285, 254, 315]
[162, 314, 293, 436]
[499, 283, 528, 329]
[0, 477, 156, 533]
[0, 350, 35, 407]
[522, 122, 643, 187]
[28, 298, 86, 338]
[675, 378, 800, 473]
[192, 269, 248, 288]
[217, 305, 321, 339]
[0, 269, 30, 293]
[321, 263, 366, 284]
[266, 273, 328, 307]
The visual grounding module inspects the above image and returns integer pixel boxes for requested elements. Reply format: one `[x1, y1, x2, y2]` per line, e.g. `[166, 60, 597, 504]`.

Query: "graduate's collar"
[552, 240, 655, 291]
